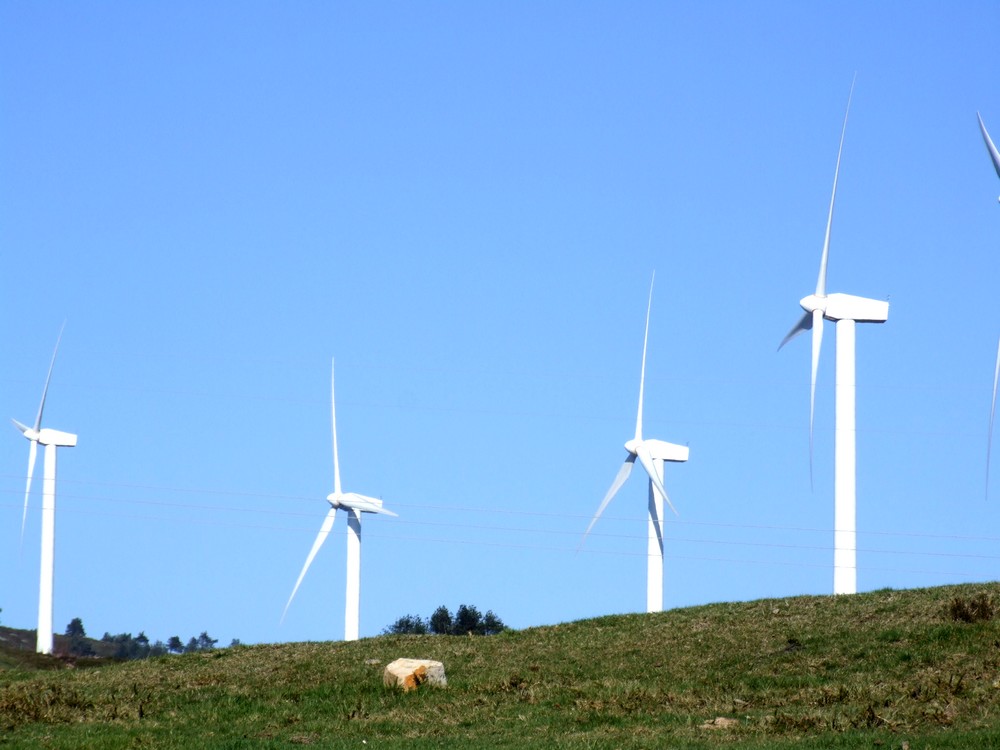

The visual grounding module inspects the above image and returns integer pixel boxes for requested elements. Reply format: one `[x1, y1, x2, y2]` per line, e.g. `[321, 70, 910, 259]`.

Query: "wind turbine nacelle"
[823, 293, 889, 323]
[637, 439, 689, 463]
[38, 428, 78, 447]
[330, 492, 386, 514]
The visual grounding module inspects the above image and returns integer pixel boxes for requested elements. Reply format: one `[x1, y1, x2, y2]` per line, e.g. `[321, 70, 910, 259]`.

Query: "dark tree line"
[383, 604, 505, 636]
[100, 631, 160, 660]
[63, 618, 234, 659]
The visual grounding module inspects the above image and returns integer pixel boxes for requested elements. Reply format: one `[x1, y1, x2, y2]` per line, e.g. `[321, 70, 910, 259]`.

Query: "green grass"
[3, 583, 1000, 748]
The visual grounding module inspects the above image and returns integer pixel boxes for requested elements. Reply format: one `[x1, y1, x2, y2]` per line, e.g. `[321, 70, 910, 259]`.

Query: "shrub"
[947, 593, 995, 623]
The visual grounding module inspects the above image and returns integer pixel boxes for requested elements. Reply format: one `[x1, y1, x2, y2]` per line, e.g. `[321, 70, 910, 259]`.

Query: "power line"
[4, 493, 998, 572]
[0, 475, 1000, 542]
[2, 478, 998, 546]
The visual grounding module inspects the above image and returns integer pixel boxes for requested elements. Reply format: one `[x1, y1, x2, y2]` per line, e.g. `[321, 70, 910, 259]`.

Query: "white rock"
[383, 658, 447, 691]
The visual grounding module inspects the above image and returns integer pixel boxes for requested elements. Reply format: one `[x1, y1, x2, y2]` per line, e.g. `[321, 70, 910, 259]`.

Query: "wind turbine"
[982, 113, 1000, 497]
[282, 359, 397, 641]
[983, 112, 1000, 497]
[779, 81, 888, 596]
[12, 326, 78, 655]
[977, 112, 1000, 202]
[581, 273, 689, 613]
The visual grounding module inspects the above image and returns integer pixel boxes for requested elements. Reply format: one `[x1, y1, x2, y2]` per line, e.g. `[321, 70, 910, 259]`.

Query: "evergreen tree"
[383, 614, 428, 635]
[103, 632, 136, 659]
[453, 604, 482, 635]
[167, 636, 184, 654]
[429, 605, 453, 635]
[386, 604, 506, 637]
[65, 618, 94, 656]
[480, 610, 506, 635]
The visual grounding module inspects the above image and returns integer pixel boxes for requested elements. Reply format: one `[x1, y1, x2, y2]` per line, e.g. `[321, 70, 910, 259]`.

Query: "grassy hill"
[0, 625, 132, 669]
[2, 583, 1000, 748]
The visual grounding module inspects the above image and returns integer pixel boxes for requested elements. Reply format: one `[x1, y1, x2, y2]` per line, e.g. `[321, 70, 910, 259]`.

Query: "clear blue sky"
[2, 2, 999, 646]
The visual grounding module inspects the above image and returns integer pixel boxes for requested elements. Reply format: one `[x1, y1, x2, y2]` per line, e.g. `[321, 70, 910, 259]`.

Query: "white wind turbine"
[779, 82, 888, 596]
[12, 326, 78, 655]
[977, 112, 1000, 203]
[980, 113, 1000, 497]
[282, 359, 397, 641]
[581, 274, 689, 613]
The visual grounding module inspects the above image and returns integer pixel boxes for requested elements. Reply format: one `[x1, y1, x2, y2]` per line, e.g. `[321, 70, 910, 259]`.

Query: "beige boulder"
[383, 658, 447, 691]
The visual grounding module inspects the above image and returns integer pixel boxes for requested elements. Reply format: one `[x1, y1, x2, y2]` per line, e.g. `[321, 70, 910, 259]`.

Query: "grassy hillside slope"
[2, 583, 1000, 748]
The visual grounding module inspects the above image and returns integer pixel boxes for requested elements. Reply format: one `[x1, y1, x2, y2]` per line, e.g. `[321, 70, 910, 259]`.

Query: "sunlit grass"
[2, 583, 1000, 748]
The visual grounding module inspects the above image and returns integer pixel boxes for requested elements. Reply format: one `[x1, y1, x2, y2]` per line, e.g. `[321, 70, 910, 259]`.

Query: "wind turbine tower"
[779, 81, 888, 596]
[582, 274, 689, 613]
[282, 359, 397, 641]
[12, 327, 78, 655]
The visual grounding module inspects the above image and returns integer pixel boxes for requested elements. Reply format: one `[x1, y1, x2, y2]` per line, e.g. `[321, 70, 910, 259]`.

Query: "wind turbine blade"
[281, 507, 338, 624]
[635, 443, 678, 516]
[658, 482, 678, 519]
[35, 322, 66, 431]
[809, 308, 824, 488]
[634, 273, 655, 442]
[978, 112, 1000, 180]
[20, 439, 38, 547]
[649, 484, 664, 550]
[778, 311, 813, 351]
[331, 358, 341, 495]
[988, 336, 1000, 500]
[816, 75, 855, 298]
[579, 455, 636, 548]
